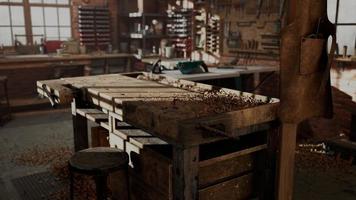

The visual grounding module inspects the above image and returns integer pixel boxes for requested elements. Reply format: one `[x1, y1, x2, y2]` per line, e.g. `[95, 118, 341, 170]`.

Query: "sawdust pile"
[295, 143, 354, 174]
[171, 90, 266, 116]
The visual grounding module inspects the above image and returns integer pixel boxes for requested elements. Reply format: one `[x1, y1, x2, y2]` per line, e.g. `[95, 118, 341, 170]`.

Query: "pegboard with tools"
[211, 0, 282, 60]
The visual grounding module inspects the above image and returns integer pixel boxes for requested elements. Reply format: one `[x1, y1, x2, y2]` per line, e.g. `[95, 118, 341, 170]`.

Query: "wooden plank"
[76, 108, 102, 117]
[87, 87, 190, 95]
[129, 137, 168, 149]
[122, 101, 277, 146]
[199, 174, 254, 200]
[173, 146, 199, 200]
[199, 144, 266, 187]
[73, 111, 89, 151]
[99, 92, 197, 102]
[100, 121, 110, 131]
[91, 126, 109, 147]
[130, 147, 172, 198]
[277, 123, 298, 200]
[114, 129, 152, 140]
[86, 113, 108, 123]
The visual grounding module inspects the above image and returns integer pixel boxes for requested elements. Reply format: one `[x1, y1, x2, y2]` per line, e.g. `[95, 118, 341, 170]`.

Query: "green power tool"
[177, 61, 209, 74]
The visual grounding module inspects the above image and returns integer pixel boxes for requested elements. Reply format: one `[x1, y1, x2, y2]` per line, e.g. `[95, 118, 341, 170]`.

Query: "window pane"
[338, 0, 356, 23]
[46, 27, 59, 40]
[327, 0, 337, 23]
[43, 0, 56, 4]
[57, 0, 69, 5]
[10, 6, 25, 26]
[336, 26, 356, 55]
[31, 7, 44, 26]
[32, 27, 45, 43]
[44, 7, 58, 26]
[0, 6, 10, 26]
[13, 26, 26, 44]
[59, 27, 71, 40]
[58, 8, 70, 26]
[29, 0, 42, 3]
[0, 27, 12, 46]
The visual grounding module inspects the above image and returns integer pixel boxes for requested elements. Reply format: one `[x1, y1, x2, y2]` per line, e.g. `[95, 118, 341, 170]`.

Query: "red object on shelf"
[45, 41, 63, 53]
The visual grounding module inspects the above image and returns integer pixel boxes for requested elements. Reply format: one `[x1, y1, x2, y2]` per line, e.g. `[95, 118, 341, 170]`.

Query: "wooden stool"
[0, 76, 10, 126]
[69, 147, 129, 200]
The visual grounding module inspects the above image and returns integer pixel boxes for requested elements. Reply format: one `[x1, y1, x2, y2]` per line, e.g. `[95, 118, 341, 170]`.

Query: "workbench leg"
[350, 112, 356, 142]
[277, 123, 298, 200]
[125, 58, 132, 72]
[173, 146, 199, 200]
[72, 101, 89, 152]
[258, 122, 280, 200]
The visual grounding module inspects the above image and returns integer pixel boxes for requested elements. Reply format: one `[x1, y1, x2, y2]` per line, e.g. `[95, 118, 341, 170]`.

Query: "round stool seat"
[69, 147, 129, 175]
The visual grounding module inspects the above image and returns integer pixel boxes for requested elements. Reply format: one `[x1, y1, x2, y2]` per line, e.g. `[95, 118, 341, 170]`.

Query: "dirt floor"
[0, 110, 356, 200]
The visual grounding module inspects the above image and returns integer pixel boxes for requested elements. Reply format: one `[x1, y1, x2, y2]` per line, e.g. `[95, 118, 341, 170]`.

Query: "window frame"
[0, 0, 72, 46]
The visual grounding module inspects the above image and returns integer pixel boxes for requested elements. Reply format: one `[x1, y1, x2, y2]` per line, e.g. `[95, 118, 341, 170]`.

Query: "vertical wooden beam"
[23, 0, 33, 45]
[173, 145, 199, 200]
[256, 121, 279, 200]
[71, 100, 89, 152]
[350, 112, 356, 142]
[277, 123, 298, 200]
[286, 0, 297, 24]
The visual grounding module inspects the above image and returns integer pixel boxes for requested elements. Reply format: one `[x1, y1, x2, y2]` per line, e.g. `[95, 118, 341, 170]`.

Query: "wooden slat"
[114, 129, 152, 140]
[199, 144, 266, 187]
[87, 87, 190, 95]
[129, 137, 168, 149]
[199, 174, 254, 200]
[76, 108, 102, 117]
[99, 92, 197, 101]
[87, 113, 108, 123]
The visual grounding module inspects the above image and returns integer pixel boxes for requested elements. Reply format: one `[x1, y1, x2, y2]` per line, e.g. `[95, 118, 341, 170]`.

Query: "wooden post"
[71, 100, 89, 152]
[257, 121, 280, 200]
[173, 145, 199, 200]
[277, 123, 298, 200]
[350, 112, 356, 142]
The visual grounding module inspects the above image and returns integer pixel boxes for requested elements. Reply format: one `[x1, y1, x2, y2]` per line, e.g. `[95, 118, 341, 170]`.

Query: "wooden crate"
[128, 132, 267, 200]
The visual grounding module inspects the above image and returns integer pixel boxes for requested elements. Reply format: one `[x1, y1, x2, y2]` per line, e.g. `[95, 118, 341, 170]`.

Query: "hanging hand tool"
[256, 0, 264, 19]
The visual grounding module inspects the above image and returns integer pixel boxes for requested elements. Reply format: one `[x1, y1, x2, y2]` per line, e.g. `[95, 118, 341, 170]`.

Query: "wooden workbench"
[37, 72, 280, 200]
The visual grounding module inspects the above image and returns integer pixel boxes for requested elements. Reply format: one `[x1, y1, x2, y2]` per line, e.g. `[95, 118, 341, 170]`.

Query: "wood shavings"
[13, 146, 73, 166]
[13, 146, 112, 199]
[296, 143, 355, 175]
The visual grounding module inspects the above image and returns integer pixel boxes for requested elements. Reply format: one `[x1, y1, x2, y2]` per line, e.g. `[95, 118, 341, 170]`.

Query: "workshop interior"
[0, 0, 355, 199]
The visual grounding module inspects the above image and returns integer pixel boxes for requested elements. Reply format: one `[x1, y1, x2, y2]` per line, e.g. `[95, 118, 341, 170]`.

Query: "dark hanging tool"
[151, 59, 163, 74]
[256, 0, 264, 18]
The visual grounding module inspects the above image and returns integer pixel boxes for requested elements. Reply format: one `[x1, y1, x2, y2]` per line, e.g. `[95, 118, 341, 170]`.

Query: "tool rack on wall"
[167, 8, 194, 58]
[78, 6, 111, 50]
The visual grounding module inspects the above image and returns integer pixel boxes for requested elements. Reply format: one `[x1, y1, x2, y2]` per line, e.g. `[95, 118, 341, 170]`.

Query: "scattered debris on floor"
[13, 146, 73, 166]
[296, 142, 355, 175]
[12, 146, 112, 200]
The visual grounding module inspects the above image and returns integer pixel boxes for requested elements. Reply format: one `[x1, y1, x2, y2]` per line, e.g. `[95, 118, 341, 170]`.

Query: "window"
[0, 0, 71, 46]
[0, 1, 25, 46]
[328, 0, 356, 55]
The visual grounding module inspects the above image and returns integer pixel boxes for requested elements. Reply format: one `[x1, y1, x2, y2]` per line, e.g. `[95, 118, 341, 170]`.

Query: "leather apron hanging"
[279, 0, 336, 124]
[277, 1, 337, 200]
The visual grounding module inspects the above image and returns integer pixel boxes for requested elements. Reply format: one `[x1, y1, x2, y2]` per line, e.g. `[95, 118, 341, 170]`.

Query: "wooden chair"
[68, 147, 129, 200]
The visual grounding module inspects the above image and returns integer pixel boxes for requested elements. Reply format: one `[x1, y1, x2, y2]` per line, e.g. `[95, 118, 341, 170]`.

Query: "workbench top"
[37, 72, 279, 146]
